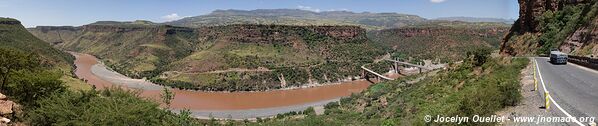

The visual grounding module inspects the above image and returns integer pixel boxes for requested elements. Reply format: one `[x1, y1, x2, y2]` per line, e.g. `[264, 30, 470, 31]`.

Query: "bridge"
[359, 58, 443, 82]
[385, 59, 433, 74]
[360, 65, 394, 81]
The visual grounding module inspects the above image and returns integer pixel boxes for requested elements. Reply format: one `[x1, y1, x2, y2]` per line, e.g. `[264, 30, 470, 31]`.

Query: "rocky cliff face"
[513, 0, 589, 33]
[369, 26, 508, 62]
[0, 20, 20, 25]
[560, 17, 598, 55]
[27, 26, 82, 46]
[500, 0, 596, 56]
[0, 93, 20, 126]
[515, 0, 560, 33]
[379, 27, 506, 38]
[213, 25, 365, 45]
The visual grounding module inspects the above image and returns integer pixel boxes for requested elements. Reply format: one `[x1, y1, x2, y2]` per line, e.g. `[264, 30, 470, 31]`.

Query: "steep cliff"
[500, 0, 598, 56]
[29, 23, 384, 91]
[369, 26, 509, 62]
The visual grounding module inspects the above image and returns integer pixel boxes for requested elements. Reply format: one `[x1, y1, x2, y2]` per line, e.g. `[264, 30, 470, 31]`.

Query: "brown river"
[72, 53, 391, 119]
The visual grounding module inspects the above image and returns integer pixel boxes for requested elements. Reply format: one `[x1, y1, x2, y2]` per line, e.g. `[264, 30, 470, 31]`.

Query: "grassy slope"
[0, 18, 90, 90]
[248, 57, 529, 125]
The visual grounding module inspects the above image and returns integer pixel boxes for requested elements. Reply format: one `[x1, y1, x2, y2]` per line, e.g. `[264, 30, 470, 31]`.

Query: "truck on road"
[550, 50, 568, 65]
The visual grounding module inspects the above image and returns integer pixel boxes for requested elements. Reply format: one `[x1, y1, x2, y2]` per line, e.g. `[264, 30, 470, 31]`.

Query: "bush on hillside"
[27, 87, 198, 125]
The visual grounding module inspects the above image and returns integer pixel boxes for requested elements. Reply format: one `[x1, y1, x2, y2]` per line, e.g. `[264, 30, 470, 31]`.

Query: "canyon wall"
[500, 0, 597, 56]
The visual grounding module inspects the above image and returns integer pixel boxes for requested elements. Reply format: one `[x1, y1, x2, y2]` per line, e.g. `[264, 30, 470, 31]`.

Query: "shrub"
[27, 87, 196, 125]
[467, 48, 491, 66]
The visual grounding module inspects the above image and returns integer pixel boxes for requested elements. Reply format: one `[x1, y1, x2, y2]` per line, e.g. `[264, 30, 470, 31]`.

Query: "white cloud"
[430, 0, 447, 3]
[327, 8, 350, 12]
[297, 5, 321, 12]
[161, 13, 187, 21]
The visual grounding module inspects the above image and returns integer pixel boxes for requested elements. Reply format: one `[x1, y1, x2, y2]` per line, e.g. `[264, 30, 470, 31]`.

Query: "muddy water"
[72, 53, 373, 110]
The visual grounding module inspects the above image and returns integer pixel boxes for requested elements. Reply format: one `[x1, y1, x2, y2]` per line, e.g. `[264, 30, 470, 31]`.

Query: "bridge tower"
[278, 73, 287, 88]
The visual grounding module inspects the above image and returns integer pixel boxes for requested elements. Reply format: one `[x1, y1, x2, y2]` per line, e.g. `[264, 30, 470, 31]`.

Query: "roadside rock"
[0, 117, 9, 124]
[0, 93, 14, 126]
[0, 100, 13, 115]
[560, 18, 598, 56]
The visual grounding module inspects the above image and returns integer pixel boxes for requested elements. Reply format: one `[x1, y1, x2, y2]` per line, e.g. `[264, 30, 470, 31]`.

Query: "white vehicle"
[550, 51, 568, 65]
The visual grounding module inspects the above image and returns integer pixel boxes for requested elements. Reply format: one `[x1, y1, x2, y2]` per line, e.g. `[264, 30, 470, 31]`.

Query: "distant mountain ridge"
[434, 17, 515, 24]
[165, 9, 427, 29]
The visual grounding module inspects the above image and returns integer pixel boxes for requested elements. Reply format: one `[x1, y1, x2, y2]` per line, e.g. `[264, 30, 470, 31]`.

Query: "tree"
[175, 109, 197, 126]
[6, 70, 66, 106]
[466, 48, 491, 66]
[161, 87, 175, 108]
[0, 47, 39, 91]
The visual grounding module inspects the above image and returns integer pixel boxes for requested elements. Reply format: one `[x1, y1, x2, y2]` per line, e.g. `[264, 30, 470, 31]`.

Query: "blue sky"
[0, 0, 519, 27]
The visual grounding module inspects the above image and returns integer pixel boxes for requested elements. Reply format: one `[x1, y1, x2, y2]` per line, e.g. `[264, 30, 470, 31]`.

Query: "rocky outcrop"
[515, 0, 560, 33]
[560, 18, 598, 56]
[81, 25, 156, 33]
[28, 26, 82, 46]
[500, 0, 595, 56]
[514, 0, 588, 33]
[34, 26, 80, 33]
[312, 26, 364, 39]
[369, 26, 508, 61]
[378, 27, 507, 37]
[0, 20, 20, 25]
[0, 93, 15, 126]
[222, 24, 365, 45]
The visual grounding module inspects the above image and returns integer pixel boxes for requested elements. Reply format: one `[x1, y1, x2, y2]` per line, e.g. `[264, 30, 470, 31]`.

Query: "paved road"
[534, 57, 598, 124]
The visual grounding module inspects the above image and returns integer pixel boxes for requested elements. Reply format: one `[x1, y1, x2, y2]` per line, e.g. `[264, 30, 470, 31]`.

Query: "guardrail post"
[533, 64, 538, 91]
[545, 91, 550, 112]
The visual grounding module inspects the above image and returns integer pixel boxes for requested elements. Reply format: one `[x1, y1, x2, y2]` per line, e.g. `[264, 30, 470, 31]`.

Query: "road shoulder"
[496, 58, 564, 126]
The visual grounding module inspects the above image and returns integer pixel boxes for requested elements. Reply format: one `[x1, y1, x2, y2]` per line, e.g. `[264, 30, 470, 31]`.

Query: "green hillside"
[0, 18, 90, 91]
[0, 18, 73, 68]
